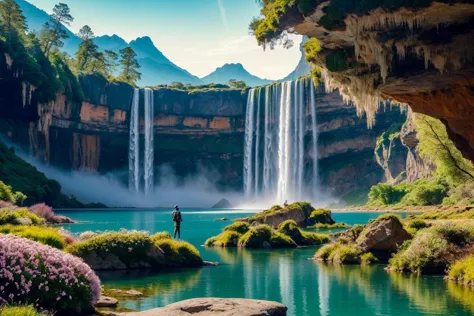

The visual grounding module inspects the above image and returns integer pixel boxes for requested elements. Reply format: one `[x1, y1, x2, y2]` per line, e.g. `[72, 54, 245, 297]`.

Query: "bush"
[153, 239, 203, 267]
[0, 225, 66, 249]
[448, 255, 474, 286]
[67, 231, 153, 266]
[360, 252, 378, 265]
[315, 244, 339, 261]
[408, 220, 429, 230]
[277, 220, 328, 246]
[308, 208, 335, 225]
[0, 235, 101, 313]
[0, 306, 45, 316]
[151, 231, 172, 240]
[331, 245, 362, 264]
[270, 231, 297, 248]
[0, 208, 44, 226]
[389, 230, 452, 274]
[313, 223, 351, 229]
[223, 221, 250, 234]
[431, 223, 474, 247]
[238, 225, 273, 248]
[204, 231, 241, 247]
[28, 203, 54, 221]
[247, 201, 316, 224]
[79, 231, 96, 241]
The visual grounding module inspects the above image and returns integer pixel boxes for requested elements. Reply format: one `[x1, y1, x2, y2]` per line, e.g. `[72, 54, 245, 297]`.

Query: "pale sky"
[26, 0, 302, 79]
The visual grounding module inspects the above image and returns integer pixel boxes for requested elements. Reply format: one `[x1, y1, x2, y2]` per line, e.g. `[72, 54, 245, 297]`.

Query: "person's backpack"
[172, 210, 181, 222]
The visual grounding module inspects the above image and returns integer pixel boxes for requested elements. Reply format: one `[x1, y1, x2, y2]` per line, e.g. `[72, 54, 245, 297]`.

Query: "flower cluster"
[28, 204, 55, 221]
[0, 234, 101, 313]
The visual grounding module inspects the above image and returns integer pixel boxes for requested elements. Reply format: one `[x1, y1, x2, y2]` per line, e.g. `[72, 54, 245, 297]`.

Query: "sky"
[26, 0, 302, 80]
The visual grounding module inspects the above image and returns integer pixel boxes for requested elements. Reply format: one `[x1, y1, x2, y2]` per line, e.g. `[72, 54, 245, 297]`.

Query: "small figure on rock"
[283, 200, 289, 207]
[172, 205, 183, 240]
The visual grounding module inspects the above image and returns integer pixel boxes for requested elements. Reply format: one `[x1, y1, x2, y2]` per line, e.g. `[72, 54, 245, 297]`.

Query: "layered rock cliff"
[253, 0, 474, 162]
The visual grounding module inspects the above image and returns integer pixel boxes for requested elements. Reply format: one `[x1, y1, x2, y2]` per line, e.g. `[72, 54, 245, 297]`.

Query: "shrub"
[360, 252, 378, 265]
[277, 220, 329, 246]
[308, 208, 335, 224]
[153, 239, 203, 267]
[313, 223, 351, 229]
[0, 225, 66, 249]
[79, 231, 96, 241]
[270, 231, 297, 248]
[67, 231, 153, 264]
[247, 201, 316, 224]
[315, 243, 339, 261]
[238, 225, 273, 248]
[431, 224, 474, 247]
[448, 255, 474, 286]
[0, 181, 14, 203]
[223, 221, 250, 234]
[389, 231, 451, 274]
[0, 208, 44, 226]
[408, 220, 429, 230]
[331, 245, 362, 264]
[0, 305, 45, 316]
[28, 203, 55, 221]
[151, 231, 172, 240]
[0, 235, 101, 313]
[204, 231, 241, 247]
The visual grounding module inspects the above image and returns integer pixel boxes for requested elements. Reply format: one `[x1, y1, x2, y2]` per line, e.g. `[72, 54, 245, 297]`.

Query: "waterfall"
[128, 88, 155, 197]
[144, 88, 154, 197]
[129, 88, 140, 193]
[244, 78, 319, 204]
[243, 89, 256, 198]
[310, 81, 319, 194]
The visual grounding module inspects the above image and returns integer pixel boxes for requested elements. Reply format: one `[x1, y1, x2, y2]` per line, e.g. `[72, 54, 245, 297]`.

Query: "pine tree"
[104, 50, 118, 76]
[40, 3, 73, 57]
[0, 0, 27, 49]
[119, 47, 141, 85]
[75, 25, 99, 71]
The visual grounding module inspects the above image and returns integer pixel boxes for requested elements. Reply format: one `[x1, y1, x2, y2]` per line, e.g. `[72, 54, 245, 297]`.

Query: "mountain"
[16, 0, 81, 55]
[201, 63, 272, 87]
[280, 36, 311, 81]
[17, 1, 203, 86]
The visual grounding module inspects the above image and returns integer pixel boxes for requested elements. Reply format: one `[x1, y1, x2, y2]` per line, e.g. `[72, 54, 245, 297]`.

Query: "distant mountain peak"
[201, 63, 272, 87]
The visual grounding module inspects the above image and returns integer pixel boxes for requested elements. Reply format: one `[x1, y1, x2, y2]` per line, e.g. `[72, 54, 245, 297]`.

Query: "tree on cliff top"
[0, 0, 27, 49]
[40, 3, 73, 57]
[228, 79, 247, 89]
[119, 46, 141, 85]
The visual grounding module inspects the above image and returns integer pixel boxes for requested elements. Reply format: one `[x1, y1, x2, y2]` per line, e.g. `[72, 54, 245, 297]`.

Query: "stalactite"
[4, 53, 12, 69]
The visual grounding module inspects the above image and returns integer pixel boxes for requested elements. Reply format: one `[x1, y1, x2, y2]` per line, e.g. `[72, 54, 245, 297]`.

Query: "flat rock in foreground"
[110, 298, 287, 316]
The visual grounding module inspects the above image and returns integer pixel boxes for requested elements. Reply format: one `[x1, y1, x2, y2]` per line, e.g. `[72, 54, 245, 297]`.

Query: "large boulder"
[108, 298, 287, 316]
[212, 198, 233, 208]
[356, 215, 411, 253]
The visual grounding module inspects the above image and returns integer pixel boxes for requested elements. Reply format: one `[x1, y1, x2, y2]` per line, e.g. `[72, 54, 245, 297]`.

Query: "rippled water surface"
[58, 209, 474, 316]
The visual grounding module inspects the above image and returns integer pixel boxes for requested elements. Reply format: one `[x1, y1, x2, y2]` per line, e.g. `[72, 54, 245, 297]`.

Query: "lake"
[58, 209, 474, 316]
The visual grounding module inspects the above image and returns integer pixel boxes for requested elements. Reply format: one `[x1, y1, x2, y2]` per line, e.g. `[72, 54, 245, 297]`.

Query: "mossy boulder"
[277, 220, 329, 246]
[67, 231, 203, 270]
[356, 214, 411, 255]
[238, 224, 296, 249]
[308, 208, 335, 226]
[247, 202, 325, 228]
[204, 231, 241, 247]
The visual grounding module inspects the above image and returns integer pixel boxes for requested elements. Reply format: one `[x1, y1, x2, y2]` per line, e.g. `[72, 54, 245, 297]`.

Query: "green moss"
[150, 231, 172, 240]
[0, 225, 66, 249]
[153, 239, 203, 267]
[0, 306, 46, 316]
[247, 201, 315, 224]
[270, 231, 298, 248]
[223, 221, 250, 234]
[238, 224, 274, 248]
[0, 207, 44, 226]
[312, 223, 351, 229]
[277, 220, 329, 245]
[308, 208, 335, 225]
[360, 252, 378, 265]
[303, 38, 322, 62]
[204, 231, 241, 247]
[448, 255, 474, 285]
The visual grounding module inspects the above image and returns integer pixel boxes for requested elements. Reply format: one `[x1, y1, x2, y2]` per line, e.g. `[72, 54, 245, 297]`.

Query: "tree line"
[0, 0, 141, 85]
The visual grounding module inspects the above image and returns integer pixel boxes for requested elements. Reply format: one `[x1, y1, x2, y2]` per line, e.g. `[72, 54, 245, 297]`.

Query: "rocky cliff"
[253, 0, 474, 162]
[0, 52, 406, 198]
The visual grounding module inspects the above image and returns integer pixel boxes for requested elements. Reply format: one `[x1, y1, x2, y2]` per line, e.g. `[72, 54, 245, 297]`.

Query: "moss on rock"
[277, 220, 329, 246]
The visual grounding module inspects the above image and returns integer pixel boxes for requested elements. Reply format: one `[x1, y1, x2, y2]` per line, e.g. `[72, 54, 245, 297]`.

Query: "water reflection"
[447, 282, 474, 314]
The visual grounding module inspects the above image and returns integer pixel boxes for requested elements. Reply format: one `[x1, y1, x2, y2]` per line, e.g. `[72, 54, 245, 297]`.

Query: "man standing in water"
[172, 205, 182, 240]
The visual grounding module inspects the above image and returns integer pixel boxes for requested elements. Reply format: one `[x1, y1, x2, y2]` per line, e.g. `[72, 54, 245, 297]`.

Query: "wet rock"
[356, 215, 411, 253]
[49, 215, 75, 224]
[203, 261, 219, 266]
[113, 298, 287, 316]
[214, 217, 229, 221]
[95, 296, 119, 308]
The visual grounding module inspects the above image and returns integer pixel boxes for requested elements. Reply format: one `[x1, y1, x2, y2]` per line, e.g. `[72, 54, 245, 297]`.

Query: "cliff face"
[259, 1, 474, 162]
[1, 61, 406, 196]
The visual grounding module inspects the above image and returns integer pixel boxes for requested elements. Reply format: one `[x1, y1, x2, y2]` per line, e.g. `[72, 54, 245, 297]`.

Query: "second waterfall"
[244, 78, 319, 203]
[129, 88, 155, 197]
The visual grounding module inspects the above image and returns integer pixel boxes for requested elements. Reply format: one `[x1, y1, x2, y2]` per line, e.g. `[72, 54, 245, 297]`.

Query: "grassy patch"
[448, 255, 474, 286]
[413, 206, 474, 220]
[0, 225, 66, 249]
[311, 223, 351, 229]
[204, 231, 241, 247]
[0, 306, 46, 316]
[308, 208, 335, 225]
[0, 207, 44, 225]
[224, 221, 250, 234]
[153, 239, 203, 267]
[247, 201, 316, 225]
[277, 220, 329, 245]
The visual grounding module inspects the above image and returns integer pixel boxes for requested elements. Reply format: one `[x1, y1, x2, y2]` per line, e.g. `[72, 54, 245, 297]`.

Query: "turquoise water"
[58, 209, 474, 316]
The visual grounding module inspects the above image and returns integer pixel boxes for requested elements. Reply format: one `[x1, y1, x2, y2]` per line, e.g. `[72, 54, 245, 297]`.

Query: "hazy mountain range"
[17, 0, 309, 87]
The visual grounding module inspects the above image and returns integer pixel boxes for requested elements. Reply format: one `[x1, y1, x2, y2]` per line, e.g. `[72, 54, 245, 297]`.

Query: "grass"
[223, 221, 250, 234]
[150, 231, 172, 240]
[204, 231, 241, 247]
[0, 306, 46, 316]
[448, 255, 474, 286]
[308, 208, 335, 225]
[0, 207, 44, 225]
[153, 239, 203, 267]
[311, 223, 351, 229]
[413, 206, 474, 220]
[0, 225, 66, 249]
[277, 220, 329, 245]
[247, 201, 315, 225]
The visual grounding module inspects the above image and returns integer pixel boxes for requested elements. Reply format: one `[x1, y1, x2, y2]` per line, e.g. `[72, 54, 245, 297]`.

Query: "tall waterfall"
[129, 88, 140, 193]
[243, 78, 319, 203]
[144, 88, 154, 197]
[128, 88, 155, 196]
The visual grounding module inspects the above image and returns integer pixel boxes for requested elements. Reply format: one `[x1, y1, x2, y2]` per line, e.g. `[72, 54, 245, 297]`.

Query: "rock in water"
[95, 296, 119, 308]
[113, 298, 287, 316]
[212, 198, 233, 208]
[356, 215, 411, 253]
